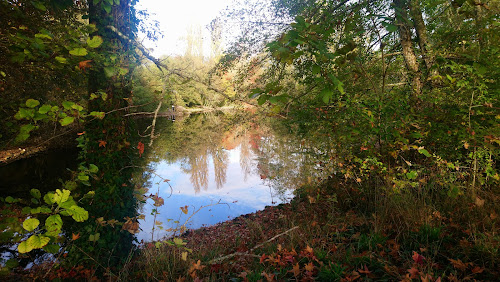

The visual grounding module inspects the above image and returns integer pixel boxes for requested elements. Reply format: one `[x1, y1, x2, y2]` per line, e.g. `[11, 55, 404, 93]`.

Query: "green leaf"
[418, 148, 431, 157]
[26, 234, 50, 249]
[69, 48, 88, 56]
[59, 116, 75, 126]
[88, 164, 99, 173]
[64, 180, 77, 191]
[382, 21, 398, 32]
[78, 173, 89, 181]
[104, 66, 116, 77]
[103, 3, 111, 13]
[86, 36, 103, 48]
[22, 207, 32, 214]
[173, 237, 186, 246]
[45, 215, 63, 236]
[5, 259, 19, 268]
[31, 1, 47, 11]
[18, 241, 33, 253]
[71, 104, 84, 111]
[30, 189, 41, 199]
[68, 206, 88, 222]
[55, 56, 67, 64]
[38, 104, 52, 114]
[5, 196, 15, 203]
[89, 233, 100, 242]
[15, 108, 35, 119]
[62, 101, 75, 110]
[44, 192, 55, 205]
[90, 111, 105, 119]
[35, 33, 52, 40]
[321, 87, 333, 104]
[26, 99, 40, 108]
[15, 124, 36, 143]
[312, 65, 321, 75]
[23, 218, 40, 232]
[406, 171, 418, 180]
[43, 244, 60, 254]
[54, 189, 70, 205]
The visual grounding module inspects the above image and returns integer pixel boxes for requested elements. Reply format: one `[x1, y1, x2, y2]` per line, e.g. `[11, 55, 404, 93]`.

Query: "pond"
[0, 110, 335, 267]
[135, 112, 300, 241]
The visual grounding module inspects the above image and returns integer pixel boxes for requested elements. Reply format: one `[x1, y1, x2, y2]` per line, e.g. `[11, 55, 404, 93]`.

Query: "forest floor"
[31, 180, 494, 281]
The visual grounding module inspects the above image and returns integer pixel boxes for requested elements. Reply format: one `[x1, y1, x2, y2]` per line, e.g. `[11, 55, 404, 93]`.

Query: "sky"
[136, 146, 293, 242]
[137, 0, 233, 57]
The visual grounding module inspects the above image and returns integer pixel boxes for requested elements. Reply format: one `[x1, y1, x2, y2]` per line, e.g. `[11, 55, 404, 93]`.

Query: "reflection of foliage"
[183, 154, 209, 193]
[212, 148, 229, 189]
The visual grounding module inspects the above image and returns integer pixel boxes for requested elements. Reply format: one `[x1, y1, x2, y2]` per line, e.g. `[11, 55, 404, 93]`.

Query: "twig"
[208, 226, 299, 264]
[148, 101, 162, 147]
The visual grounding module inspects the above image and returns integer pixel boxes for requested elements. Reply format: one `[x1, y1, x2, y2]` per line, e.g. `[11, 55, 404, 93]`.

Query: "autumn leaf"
[180, 205, 189, 214]
[289, 263, 300, 277]
[261, 271, 275, 282]
[78, 60, 92, 71]
[260, 254, 268, 264]
[122, 217, 139, 234]
[98, 140, 107, 147]
[358, 264, 371, 274]
[72, 233, 80, 241]
[304, 261, 314, 272]
[412, 251, 425, 265]
[475, 197, 485, 207]
[305, 245, 313, 254]
[153, 195, 164, 207]
[189, 260, 205, 277]
[308, 195, 316, 203]
[471, 266, 484, 274]
[137, 141, 144, 157]
[449, 258, 469, 271]
[407, 266, 419, 279]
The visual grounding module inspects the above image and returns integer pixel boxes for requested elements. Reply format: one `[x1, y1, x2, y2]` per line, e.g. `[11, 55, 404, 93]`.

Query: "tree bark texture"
[394, 0, 422, 105]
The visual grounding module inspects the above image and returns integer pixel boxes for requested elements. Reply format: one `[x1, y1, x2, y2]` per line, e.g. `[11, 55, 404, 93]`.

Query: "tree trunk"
[409, 0, 432, 71]
[394, 0, 422, 106]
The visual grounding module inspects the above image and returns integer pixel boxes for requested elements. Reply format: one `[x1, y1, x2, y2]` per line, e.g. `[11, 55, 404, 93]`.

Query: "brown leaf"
[180, 205, 189, 214]
[261, 271, 275, 282]
[304, 262, 314, 272]
[78, 60, 92, 71]
[358, 264, 371, 274]
[412, 251, 425, 265]
[137, 141, 145, 157]
[449, 258, 468, 271]
[407, 267, 419, 279]
[289, 263, 300, 277]
[72, 233, 80, 241]
[308, 195, 316, 203]
[471, 266, 484, 274]
[98, 140, 107, 147]
[475, 197, 485, 207]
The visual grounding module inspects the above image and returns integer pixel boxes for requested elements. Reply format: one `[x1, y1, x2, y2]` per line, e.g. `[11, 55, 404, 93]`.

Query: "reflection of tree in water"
[252, 121, 337, 197]
[182, 153, 209, 193]
[239, 133, 252, 181]
[212, 148, 228, 189]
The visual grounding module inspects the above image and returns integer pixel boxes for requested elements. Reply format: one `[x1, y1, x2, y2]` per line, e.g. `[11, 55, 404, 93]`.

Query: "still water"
[135, 113, 296, 241]
[0, 111, 334, 262]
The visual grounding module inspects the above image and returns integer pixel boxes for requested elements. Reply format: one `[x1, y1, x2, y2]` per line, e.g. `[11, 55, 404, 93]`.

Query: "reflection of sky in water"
[137, 146, 293, 242]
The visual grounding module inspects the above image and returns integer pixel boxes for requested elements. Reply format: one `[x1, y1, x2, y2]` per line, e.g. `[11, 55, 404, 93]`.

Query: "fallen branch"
[208, 226, 299, 264]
